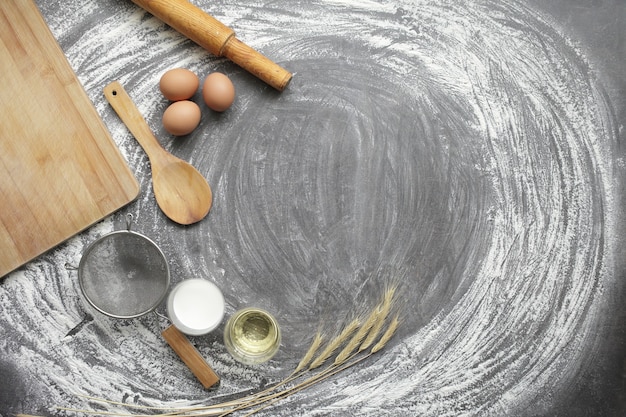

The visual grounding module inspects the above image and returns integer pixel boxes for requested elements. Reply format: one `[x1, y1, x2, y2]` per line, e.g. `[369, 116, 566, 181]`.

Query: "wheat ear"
[371, 314, 400, 353]
[309, 318, 360, 370]
[359, 285, 397, 352]
[294, 331, 324, 373]
[333, 302, 381, 365]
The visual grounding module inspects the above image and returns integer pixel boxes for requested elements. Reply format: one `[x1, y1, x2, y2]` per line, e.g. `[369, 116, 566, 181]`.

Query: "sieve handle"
[162, 325, 220, 389]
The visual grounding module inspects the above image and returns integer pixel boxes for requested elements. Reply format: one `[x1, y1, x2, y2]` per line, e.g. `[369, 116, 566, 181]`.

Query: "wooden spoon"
[104, 81, 212, 225]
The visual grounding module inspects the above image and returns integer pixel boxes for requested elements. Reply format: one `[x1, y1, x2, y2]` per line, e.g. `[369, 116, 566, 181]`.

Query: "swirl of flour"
[180, 0, 615, 415]
[0, 0, 617, 416]
[235, 1, 614, 416]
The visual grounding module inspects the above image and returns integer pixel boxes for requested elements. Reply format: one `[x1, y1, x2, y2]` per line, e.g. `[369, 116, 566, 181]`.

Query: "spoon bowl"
[152, 160, 212, 224]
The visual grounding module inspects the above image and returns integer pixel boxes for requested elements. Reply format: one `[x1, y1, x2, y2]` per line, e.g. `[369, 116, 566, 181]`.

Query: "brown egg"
[162, 100, 201, 136]
[159, 68, 200, 101]
[202, 72, 235, 112]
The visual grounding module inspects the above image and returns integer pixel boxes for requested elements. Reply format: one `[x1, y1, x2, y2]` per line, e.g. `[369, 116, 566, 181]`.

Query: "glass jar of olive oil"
[224, 308, 281, 365]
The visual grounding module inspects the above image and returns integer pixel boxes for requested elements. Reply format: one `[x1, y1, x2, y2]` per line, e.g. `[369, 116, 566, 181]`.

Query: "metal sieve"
[78, 215, 169, 319]
[76, 214, 220, 389]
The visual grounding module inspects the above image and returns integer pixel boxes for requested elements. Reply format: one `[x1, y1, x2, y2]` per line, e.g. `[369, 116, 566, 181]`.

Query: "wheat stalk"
[218, 317, 364, 416]
[214, 331, 325, 417]
[56, 287, 401, 417]
[243, 313, 402, 417]
[242, 330, 324, 400]
[223, 291, 401, 416]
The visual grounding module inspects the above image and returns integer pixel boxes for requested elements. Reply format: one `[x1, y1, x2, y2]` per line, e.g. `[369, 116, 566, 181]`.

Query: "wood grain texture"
[0, 0, 139, 278]
[162, 325, 220, 389]
[130, 0, 292, 90]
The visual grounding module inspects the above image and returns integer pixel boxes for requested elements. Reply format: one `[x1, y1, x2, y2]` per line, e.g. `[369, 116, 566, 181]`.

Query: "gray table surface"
[1, 0, 625, 415]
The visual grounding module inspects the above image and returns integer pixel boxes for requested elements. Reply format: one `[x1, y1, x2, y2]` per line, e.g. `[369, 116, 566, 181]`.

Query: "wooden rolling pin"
[131, 0, 292, 91]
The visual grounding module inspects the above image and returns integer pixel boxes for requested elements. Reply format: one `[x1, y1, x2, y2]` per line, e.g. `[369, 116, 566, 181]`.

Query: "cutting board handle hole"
[112, 90, 118, 96]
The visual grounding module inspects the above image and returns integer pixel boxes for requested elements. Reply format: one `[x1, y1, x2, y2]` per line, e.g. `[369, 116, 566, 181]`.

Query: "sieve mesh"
[78, 231, 170, 319]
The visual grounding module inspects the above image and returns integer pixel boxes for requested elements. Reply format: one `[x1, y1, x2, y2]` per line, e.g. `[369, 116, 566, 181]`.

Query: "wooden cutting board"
[0, 0, 140, 278]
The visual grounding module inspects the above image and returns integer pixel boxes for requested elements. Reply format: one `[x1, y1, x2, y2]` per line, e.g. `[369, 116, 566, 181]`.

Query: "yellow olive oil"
[224, 308, 281, 365]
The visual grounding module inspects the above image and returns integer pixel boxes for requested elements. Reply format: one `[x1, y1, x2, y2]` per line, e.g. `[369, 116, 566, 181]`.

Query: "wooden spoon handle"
[162, 325, 220, 389]
[103, 81, 166, 165]
[130, 0, 292, 91]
